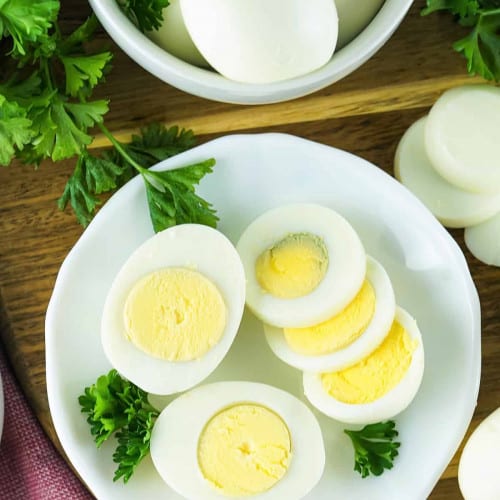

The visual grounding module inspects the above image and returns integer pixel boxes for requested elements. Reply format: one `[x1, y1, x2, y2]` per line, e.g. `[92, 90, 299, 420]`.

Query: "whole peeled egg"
[146, 0, 209, 67]
[335, 0, 385, 48]
[101, 224, 246, 395]
[458, 407, 500, 500]
[179, 0, 339, 83]
[150, 381, 325, 499]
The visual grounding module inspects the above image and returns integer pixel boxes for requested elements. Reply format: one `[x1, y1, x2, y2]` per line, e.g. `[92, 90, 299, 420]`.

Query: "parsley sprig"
[79, 369, 160, 483]
[422, 0, 500, 81]
[116, 0, 170, 32]
[1, 1, 217, 232]
[344, 421, 401, 478]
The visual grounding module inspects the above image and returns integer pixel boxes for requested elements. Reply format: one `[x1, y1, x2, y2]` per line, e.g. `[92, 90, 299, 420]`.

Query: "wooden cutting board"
[0, 1, 498, 498]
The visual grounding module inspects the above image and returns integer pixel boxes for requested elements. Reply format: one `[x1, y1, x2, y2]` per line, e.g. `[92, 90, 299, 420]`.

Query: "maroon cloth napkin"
[0, 346, 93, 500]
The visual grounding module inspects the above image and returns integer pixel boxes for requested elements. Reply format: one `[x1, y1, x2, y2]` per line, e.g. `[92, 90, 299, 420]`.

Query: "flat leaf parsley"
[344, 420, 401, 478]
[79, 369, 160, 483]
[0, 1, 217, 232]
[422, 0, 500, 81]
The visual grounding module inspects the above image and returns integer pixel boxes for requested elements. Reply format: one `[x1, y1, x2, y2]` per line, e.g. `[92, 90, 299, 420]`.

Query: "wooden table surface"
[1, 1, 499, 498]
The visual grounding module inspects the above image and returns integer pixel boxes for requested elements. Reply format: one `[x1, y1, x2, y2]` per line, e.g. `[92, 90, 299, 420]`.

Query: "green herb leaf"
[79, 370, 160, 482]
[344, 421, 401, 478]
[142, 158, 218, 233]
[0, 94, 33, 165]
[0, 0, 59, 56]
[116, 0, 170, 32]
[422, 1, 500, 81]
[58, 150, 127, 227]
[60, 52, 113, 97]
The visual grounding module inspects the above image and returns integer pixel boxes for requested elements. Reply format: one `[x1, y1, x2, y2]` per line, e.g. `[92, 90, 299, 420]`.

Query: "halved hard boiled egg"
[303, 306, 424, 424]
[236, 203, 366, 328]
[180, 0, 338, 84]
[150, 381, 325, 499]
[101, 224, 245, 395]
[264, 256, 395, 372]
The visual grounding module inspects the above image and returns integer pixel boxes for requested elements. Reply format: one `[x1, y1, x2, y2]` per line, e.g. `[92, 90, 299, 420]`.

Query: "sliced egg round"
[395, 116, 500, 228]
[264, 256, 395, 372]
[179, 0, 338, 83]
[101, 224, 245, 395]
[303, 306, 424, 424]
[236, 203, 366, 328]
[464, 211, 500, 267]
[458, 407, 500, 500]
[425, 84, 500, 194]
[150, 381, 325, 500]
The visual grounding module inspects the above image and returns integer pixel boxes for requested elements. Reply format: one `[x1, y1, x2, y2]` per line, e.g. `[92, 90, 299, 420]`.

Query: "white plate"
[46, 133, 480, 499]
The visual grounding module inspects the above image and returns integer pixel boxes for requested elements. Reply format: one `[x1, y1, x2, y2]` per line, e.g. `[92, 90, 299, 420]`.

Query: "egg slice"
[395, 117, 500, 228]
[263, 256, 395, 372]
[236, 203, 366, 328]
[425, 85, 500, 194]
[147, 0, 209, 67]
[464, 211, 500, 267]
[150, 381, 325, 500]
[303, 306, 424, 424]
[101, 224, 245, 395]
[458, 407, 500, 500]
[179, 0, 338, 83]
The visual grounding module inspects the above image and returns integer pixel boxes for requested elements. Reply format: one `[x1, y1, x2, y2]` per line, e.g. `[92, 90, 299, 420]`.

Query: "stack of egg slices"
[395, 84, 500, 267]
[237, 203, 425, 424]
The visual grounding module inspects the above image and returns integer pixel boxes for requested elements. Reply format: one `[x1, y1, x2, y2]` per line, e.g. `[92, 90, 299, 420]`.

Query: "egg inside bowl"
[89, 0, 414, 104]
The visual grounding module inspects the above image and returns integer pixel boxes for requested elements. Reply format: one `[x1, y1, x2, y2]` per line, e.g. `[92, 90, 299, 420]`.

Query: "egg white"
[150, 381, 325, 500]
[303, 306, 425, 424]
[395, 117, 500, 228]
[179, 0, 338, 84]
[264, 256, 395, 372]
[101, 224, 245, 395]
[236, 203, 366, 328]
[458, 407, 500, 500]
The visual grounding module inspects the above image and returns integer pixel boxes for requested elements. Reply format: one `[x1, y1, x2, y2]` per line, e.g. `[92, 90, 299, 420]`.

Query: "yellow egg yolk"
[255, 233, 328, 299]
[283, 280, 375, 355]
[321, 319, 416, 404]
[197, 404, 292, 497]
[123, 267, 226, 361]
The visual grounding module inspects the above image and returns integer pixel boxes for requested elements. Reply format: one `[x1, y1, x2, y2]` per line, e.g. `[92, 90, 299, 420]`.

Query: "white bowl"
[89, 0, 414, 105]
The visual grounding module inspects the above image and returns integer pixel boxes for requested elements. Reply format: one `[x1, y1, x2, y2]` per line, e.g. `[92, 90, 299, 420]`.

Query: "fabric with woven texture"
[0, 346, 93, 500]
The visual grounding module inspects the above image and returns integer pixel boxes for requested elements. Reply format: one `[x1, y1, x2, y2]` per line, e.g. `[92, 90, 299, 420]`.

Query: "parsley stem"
[97, 122, 146, 174]
[41, 59, 53, 91]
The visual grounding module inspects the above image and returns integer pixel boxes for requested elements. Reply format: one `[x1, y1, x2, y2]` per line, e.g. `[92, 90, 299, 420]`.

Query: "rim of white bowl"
[89, 0, 414, 105]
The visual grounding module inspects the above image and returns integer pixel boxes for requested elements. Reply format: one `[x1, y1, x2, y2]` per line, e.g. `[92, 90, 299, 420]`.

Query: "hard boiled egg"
[335, 0, 385, 48]
[147, 0, 209, 67]
[101, 224, 245, 395]
[263, 256, 395, 372]
[179, 0, 339, 83]
[236, 203, 366, 328]
[395, 117, 500, 228]
[425, 85, 500, 194]
[465, 211, 500, 267]
[303, 306, 424, 424]
[458, 407, 500, 500]
[150, 381, 325, 500]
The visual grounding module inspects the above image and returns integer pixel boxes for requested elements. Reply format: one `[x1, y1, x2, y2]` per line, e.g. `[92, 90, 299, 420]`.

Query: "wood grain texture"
[0, 1, 498, 498]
